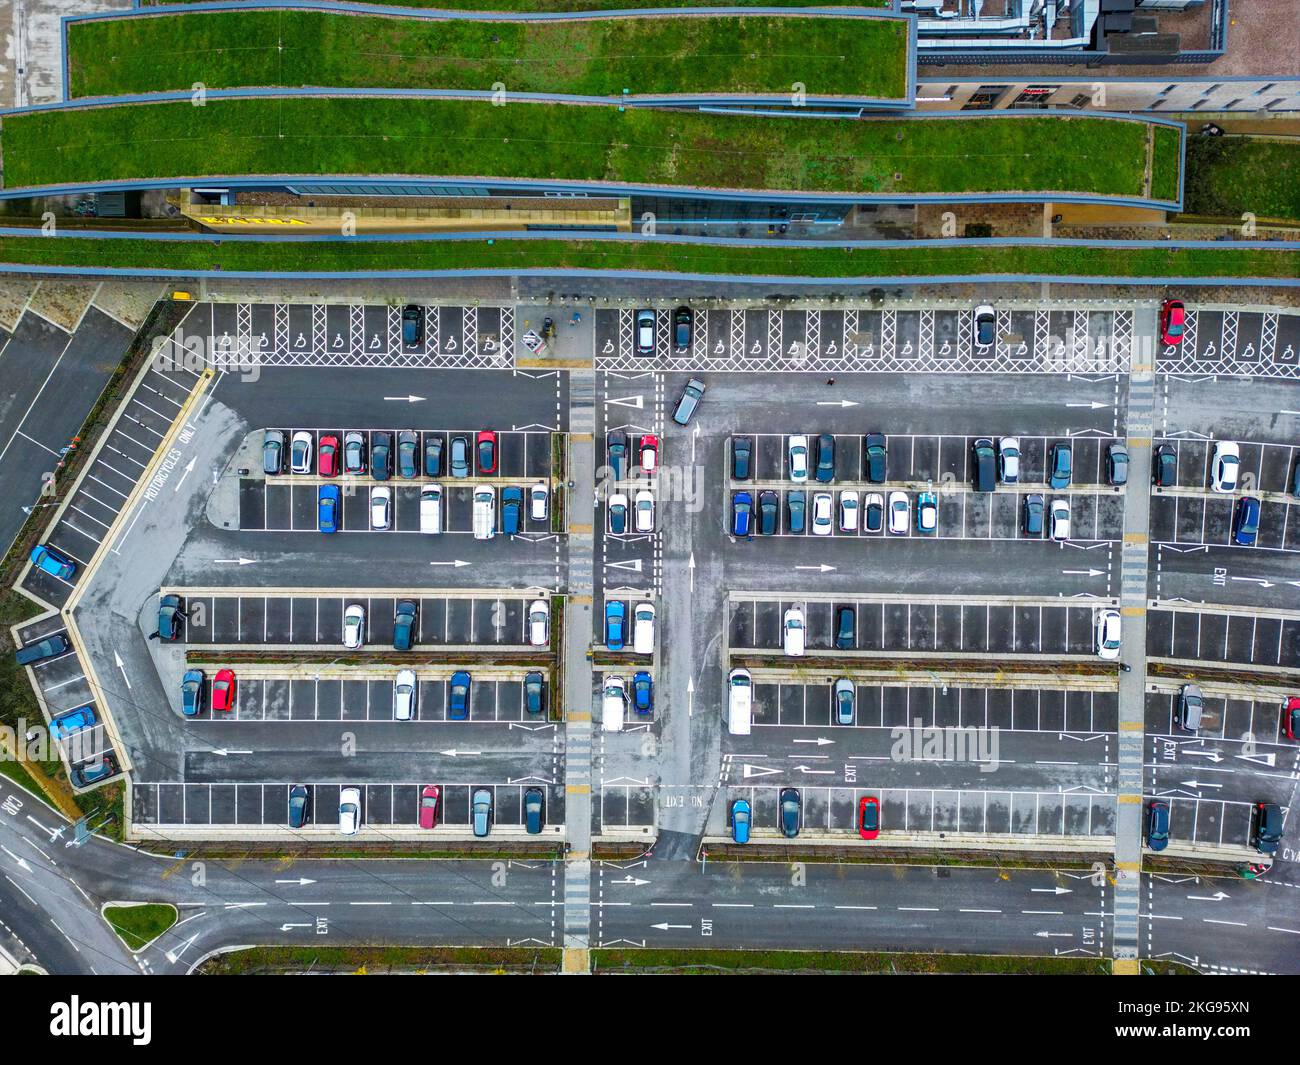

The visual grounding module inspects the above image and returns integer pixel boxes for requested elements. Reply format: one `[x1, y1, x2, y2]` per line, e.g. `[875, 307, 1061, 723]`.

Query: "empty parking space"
[1149, 490, 1299, 553]
[1147, 606, 1300, 672]
[1158, 309, 1300, 378]
[1140, 794, 1266, 851]
[1144, 688, 1294, 745]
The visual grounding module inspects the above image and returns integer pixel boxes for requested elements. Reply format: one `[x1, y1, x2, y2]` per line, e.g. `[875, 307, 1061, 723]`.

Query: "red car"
[639, 433, 658, 474]
[1159, 299, 1185, 347]
[476, 430, 498, 474]
[317, 434, 339, 477]
[211, 669, 236, 713]
[858, 796, 880, 840]
[1285, 696, 1300, 742]
[418, 785, 440, 829]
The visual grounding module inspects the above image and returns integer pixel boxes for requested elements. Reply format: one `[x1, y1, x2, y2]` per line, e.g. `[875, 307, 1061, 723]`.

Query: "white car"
[838, 490, 859, 533]
[1211, 440, 1240, 493]
[338, 787, 361, 835]
[634, 490, 655, 533]
[973, 304, 996, 348]
[1095, 609, 1122, 661]
[528, 599, 550, 646]
[370, 485, 391, 529]
[887, 491, 910, 535]
[343, 603, 366, 649]
[393, 669, 417, 721]
[529, 482, 549, 522]
[788, 435, 809, 483]
[999, 437, 1020, 484]
[782, 607, 806, 657]
[811, 492, 834, 536]
[290, 430, 314, 475]
[1049, 498, 1071, 541]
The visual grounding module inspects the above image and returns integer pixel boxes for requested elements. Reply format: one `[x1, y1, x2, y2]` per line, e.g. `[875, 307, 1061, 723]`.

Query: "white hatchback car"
[528, 599, 550, 646]
[1095, 609, 1122, 660]
[393, 669, 417, 721]
[887, 491, 910, 535]
[1211, 440, 1240, 493]
[338, 787, 361, 835]
[1049, 498, 1071, 541]
[634, 490, 655, 533]
[999, 437, 1020, 484]
[839, 490, 859, 533]
[782, 607, 806, 657]
[343, 603, 366, 649]
[788, 435, 809, 483]
[290, 430, 314, 475]
[370, 485, 391, 529]
[530, 482, 549, 522]
[811, 492, 834, 536]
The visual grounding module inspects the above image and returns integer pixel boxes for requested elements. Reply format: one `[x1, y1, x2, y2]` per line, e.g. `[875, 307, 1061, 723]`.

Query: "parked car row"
[322, 784, 546, 836]
[1174, 686, 1300, 741]
[607, 488, 656, 534]
[47, 706, 115, 787]
[603, 601, 656, 655]
[264, 428, 503, 481]
[604, 430, 658, 480]
[318, 481, 549, 537]
[633, 306, 694, 356]
[729, 489, 949, 538]
[727, 791, 880, 842]
[1145, 798, 1281, 856]
[599, 670, 654, 732]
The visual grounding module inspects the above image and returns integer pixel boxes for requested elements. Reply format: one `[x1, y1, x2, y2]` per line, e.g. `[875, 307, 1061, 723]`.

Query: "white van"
[602, 676, 627, 732]
[472, 486, 496, 540]
[420, 484, 443, 534]
[727, 668, 752, 736]
[632, 603, 656, 655]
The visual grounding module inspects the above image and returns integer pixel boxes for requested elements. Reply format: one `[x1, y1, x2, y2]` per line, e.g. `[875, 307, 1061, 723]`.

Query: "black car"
[401, 304, 423, 346]
[397, 430, 419, 479]
[779, 788, 801, 838]
[1292, 461, 1300, 498]
[393, 599, 418, 651]
[606, 429, 628, 481]
[814, 433, 835, 483]
[1107, 443, 1129, 487]
[370, 432, 392, 481]
[971, 438, 997, 492]
[288, 784, 310, 829]
[835, 605, 855, 650]
[524, 670, 546, 715]
[524, 787, 545, 834]
[424, 433, 443, 477]
[864, 433, 887, 483]
[14, 633, 70, 666]
[732, 436, 753, 481]
[673, 306, 693, 349]
[1253, 803, 1282, 855]
[787, 490, 806, 534]
[758, 490, 779, 535]
[864, 495, 883, 533]
[1153, 443, 1177, 488]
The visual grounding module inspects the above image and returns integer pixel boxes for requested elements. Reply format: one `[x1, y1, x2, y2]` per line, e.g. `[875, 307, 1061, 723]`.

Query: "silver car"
[834, 677, 855, 725]
[472, 789, 493, 837]
[338, 787, 361, 835]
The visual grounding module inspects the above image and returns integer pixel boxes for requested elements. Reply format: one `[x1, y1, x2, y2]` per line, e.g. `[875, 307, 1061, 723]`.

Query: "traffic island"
[102, 902, 177, 953]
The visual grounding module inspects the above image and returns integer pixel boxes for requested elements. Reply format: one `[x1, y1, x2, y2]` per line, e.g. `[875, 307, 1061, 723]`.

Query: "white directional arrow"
[605, 558, 642, 572]
[795, 563, 836, 573]
[1031, 887, 1074, 895]
[1034, 931, 1073, 939]
[688, 552, 695, 592]
[609, 875, 651, 887]
[792, 737, 835, 746]
[1179, 780, 1222, 790]
[429, 560, 471, 567]
[1184, 749, 1224, 762]
[213, 557, 257, 566]
[691, 422, 700, 464]
[173, 456, 196, 492]
[1065, 401, 1109, 410]
[816, 399, 858, 408]
[274, 878, 317, 886]
[113, 650, 132, 691]
[792, 765, 836, 776]
[1062, 568, 1104, 577]
[383, 395, 425, 403]
[1187, 891, 1231, 902]
[1235, 751, 1276, 768]
[164, 933, 199, 964]
[605, 395, 645, 409]
[439, 749, 483, 758]
[1, 845, 31, 872]
[209, 749, 253, 757]
[651, 923, 692, 931]
[742, 763, 783, 779]
[687, 676, 695, 717]
[1229, 576, 1275, 588]
[279, 923, 312, 932]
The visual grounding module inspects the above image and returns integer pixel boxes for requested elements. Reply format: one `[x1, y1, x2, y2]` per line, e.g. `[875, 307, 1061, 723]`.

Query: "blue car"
[1049, 443, 1072, 489]
[731, 491, 752, 537]
[1232, 496, 1260, 546]
[448, 671, 471, 720]
[51, 705, 96, 741]
[30, 544, 75, 580]
[632, 671, 653, 714]
[605, 600, 626, 651]
[180, 669, 205, 717]
[731, 799, 752, 844]
[318, 484, 340, 533]
[1146, 800, 1169, 852]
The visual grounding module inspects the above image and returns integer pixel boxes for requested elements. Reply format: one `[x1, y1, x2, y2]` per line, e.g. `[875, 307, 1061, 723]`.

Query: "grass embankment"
[1, 99, 1162, 200]
[0, 234, 1293, 281]
[200, 944, 562, 974]
[142, 0, 892, 10]
[1182, 137, 1300, 222]
[592, 947, 1113, 974]
[69, 11, 910, 101]
[104, 902, 177, 951]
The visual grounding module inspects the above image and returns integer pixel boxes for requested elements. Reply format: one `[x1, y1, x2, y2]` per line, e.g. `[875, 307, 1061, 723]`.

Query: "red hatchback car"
[1159, 299, 1186, 347]
[639, 433, 658, 474]
[211, 669, 236, 713]
[418, 785, 440, 829]
[1285, 696, 1300, 742]
[476, 430, 498, 474]
[317, 434, 339, 477]
[858, 796, 880, 840]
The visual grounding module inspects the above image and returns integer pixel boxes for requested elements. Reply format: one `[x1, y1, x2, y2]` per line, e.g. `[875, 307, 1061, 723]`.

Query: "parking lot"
[205, 302, 514, 368]
[1157, 309, 1300, 378]
[177, 669, 550, 722]
[1138, 794, 1266, 852]
[1144, 687, 1294, 747]
[131, 781, 562, 832]
[596, 307, 1132, 374]
[1149, 493, 1299, 553]
[172, 591, 548, 650]
[728, 595, 1111, 659]
[1147, 605, 1300, 672]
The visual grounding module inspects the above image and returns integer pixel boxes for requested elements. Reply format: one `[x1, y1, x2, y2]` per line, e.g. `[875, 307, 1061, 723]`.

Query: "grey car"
[343, 430, 366, 475]
[672, 378, 705, 426]
[262, 430, 284, 475]
[472, 789, 493, 837]
[834, 677, 855, 725]
[397, 430, 419, 479]
[450, 435, 470, 478]
[1178, 683, 1203, 732]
